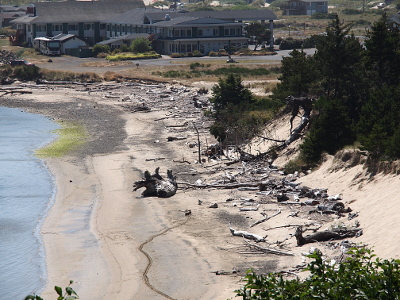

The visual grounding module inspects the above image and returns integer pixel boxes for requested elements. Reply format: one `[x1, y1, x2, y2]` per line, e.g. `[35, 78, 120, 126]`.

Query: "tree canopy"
[274, 13, 400, 163]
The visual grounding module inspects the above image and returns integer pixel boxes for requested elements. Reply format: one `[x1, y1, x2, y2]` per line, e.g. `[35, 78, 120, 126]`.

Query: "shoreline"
[5, 79, 398, 299]
[1, 83, 241, 299]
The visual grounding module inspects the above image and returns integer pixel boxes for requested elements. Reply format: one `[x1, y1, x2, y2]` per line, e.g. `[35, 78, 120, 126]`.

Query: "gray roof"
[51, 33, 85, 42]
[103, 8, 174, 25]
[97, 33, 149, 45]
[153, 16, 234, 27]
[145, 9, 277, 22]
[12, 1, 144, 24]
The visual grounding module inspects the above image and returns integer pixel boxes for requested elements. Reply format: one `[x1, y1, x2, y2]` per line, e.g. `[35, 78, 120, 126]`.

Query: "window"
[68, 24, 78, 31]
[84, 23, 93, 31]
[174, 29, 180, 37]
[100, 24, 106, 30]
[230, 28, 235, 35]
[187, 30, 192, 37]
[52, 24, 61, 31]
[224, 29, 229, 36]
[213, 29, 218, 36]
[198, 29, 203, 37]
[36, 25, 45, 32]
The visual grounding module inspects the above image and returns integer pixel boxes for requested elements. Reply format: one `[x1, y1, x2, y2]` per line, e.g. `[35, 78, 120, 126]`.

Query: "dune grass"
[36, 121, 87, 158]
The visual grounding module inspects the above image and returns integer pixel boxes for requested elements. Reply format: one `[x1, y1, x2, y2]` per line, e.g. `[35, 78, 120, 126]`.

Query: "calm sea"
[0, 106, 59, 300]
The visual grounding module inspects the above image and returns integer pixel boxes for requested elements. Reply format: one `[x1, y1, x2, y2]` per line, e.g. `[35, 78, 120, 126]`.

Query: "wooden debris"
[295, 226, 363, 246]
[133, 167, 177, 198]
[250, 210, 281, 227]
[229, 224, 265, 242]
[243, 240, 294, 256]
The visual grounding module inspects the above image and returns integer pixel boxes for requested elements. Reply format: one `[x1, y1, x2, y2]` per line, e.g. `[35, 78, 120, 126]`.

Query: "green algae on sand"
[36, 121, 87, 158]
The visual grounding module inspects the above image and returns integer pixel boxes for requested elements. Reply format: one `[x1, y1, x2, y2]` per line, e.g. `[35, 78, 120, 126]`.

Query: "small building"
[53, 33, 87, 54]
[283, 0, 329, 15]
[34, 33, 87, 55]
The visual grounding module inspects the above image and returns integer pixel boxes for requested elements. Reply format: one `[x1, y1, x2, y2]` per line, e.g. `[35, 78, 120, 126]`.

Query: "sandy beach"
[2, 80, 400, 300]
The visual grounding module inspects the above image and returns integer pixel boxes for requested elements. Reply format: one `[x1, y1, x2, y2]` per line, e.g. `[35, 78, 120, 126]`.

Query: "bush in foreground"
[236, 247, 400, 300]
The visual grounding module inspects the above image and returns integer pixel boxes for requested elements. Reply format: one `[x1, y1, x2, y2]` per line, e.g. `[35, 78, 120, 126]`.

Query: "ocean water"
[0, 107, 59, 300]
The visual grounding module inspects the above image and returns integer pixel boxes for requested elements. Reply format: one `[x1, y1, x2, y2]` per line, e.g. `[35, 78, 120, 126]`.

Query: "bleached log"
[229, 224, 265, 242]
[239, 205, 260, 212]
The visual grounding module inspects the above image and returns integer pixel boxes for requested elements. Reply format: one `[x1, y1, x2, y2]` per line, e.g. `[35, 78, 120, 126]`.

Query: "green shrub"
[193, 50, 202, 57]
[342, 8, 362, 15]
[92, 44, 110, 57]
[12, 65, 40, 81]
[130, 37, 151, 53]
[279, 37, 304, 50]
[311, 12, 336, 19]
[208, 51, 218, 56]
[190, 62, 204, 69]
[236, 247, 400, 300]
[106, 52, 161, 61]
[170, 52, 185, 58]
[120, 44, 130, 52]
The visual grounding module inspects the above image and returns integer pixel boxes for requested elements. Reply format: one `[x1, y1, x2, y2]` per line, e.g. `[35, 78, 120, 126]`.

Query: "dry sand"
[2, 81, 399, 300]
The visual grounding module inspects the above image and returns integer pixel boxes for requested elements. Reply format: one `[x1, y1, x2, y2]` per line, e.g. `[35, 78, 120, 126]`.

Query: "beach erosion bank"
[1, 83, 240, 300]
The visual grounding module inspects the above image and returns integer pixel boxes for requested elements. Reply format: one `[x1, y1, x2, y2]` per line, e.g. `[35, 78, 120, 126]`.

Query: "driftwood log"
[133, 167, 177, 198]
[229, 224, 265, 242]
[295, 226, 362, 246]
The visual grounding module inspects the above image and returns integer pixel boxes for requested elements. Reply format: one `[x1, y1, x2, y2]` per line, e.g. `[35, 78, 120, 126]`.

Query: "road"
[35, 48, 316, 75]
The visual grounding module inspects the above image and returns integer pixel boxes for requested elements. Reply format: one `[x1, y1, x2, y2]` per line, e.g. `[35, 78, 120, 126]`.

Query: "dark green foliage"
[210, 73, 254, 113]
[245, 22, 271, 50]
[0, 65, 40, 81]
[301, 98, 355, 162]
[278, 38, 304, 50]
[25, 280, 78, 300]
[364, 13, 400, 87]
[92, 44, 110, 57]
[311, 12, 336, 19]
[271, 13, 400, 162]
[130, 37, 151, 53]
[236, 247, 400, 300]
[12, 65, 40, 81]
[342, 8, 362, 15]
[357, 86, 400, 159]
[208, 74, 267, 145]
[273, 49, 318, 100]
[313, 14, 366, 105]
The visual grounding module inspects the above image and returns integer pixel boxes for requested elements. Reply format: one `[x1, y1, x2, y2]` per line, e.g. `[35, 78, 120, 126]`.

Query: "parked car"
[10, 60, 35, 67]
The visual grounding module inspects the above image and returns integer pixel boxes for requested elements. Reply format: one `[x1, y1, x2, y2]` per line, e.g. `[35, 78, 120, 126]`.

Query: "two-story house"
[283, 0, 329, 15]
[10, 1, 144, 46]
[102, 9, 277, 54]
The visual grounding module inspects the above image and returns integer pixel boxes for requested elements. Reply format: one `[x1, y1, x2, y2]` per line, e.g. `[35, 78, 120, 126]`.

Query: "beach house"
[10, 0, 144, 46]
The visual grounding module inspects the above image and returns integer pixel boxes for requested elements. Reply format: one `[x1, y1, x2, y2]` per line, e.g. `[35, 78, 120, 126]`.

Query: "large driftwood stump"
[295, 226, 362, 246]
[133, 167, 177, 198]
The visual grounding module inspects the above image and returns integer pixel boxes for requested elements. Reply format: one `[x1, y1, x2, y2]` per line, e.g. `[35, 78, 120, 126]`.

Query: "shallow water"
[0, 107, 59, 299]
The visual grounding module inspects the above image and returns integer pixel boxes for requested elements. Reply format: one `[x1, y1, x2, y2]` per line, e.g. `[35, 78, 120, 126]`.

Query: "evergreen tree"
[272, 49, 318, 101]
[314, 14, 366, 120]
[210, 73, 254, 116]
[357, 86, 400, 158]
[364, 13, 400, 87]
